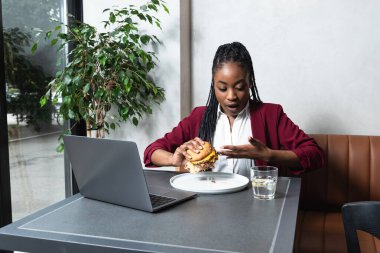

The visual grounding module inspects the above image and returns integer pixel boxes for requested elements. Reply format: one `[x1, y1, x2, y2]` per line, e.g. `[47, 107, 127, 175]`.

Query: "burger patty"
[191, 149, 218, 165]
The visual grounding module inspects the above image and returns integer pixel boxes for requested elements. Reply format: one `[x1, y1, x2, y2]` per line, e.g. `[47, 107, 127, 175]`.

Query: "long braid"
[198, 84, 218, 143]
[198, 42, 262, 144]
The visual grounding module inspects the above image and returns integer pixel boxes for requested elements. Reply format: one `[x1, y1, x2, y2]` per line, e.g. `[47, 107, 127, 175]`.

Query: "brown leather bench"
[293, 134, 380, 253]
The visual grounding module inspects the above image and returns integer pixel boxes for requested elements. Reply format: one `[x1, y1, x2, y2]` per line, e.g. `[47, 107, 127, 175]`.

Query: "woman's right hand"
[171, 137, 205, 166]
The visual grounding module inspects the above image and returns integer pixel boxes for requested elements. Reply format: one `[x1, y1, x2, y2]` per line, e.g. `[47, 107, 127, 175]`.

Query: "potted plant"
[33, 0, 168, 151]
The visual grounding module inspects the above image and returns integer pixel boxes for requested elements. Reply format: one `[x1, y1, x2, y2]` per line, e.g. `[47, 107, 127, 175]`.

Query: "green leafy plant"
[34, 0, 168, 146]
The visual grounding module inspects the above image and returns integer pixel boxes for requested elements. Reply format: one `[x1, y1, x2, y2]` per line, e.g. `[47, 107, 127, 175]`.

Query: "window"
[2, 0, 67, 221]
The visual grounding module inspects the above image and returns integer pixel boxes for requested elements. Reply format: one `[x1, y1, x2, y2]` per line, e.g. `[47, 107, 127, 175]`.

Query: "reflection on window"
[2, 0, 66, 221]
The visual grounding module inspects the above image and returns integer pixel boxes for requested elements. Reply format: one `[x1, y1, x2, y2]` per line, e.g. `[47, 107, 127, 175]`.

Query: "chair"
[342, 201, 380, 253]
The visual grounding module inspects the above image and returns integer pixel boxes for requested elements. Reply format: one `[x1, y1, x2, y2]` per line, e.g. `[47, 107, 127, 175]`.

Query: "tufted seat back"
[294, 134, 380, 253]
[301, 134, 380, 210]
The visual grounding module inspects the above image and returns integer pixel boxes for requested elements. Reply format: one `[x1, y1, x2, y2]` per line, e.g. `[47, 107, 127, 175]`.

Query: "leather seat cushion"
[294, 211, 346, 253]
[357, 230, 380, 253]
[294, 211, 380, 253]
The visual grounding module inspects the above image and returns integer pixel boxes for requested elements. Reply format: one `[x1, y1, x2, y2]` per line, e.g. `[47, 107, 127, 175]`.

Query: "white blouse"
[212, 102, 254, 178]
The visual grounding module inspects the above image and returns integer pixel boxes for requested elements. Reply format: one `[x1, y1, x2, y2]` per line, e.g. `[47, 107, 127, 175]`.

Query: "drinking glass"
[250, 166, 278, 200]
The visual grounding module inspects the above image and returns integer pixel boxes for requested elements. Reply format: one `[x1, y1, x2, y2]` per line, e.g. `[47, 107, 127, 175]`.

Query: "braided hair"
[198, 42, 262, 144]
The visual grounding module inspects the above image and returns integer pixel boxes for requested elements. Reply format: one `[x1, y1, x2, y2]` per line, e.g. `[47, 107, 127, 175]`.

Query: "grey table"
[0, 171, 301, 253]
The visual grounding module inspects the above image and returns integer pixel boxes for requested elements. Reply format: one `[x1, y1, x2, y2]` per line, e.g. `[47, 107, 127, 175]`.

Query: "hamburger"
[184, 141, 218, 173]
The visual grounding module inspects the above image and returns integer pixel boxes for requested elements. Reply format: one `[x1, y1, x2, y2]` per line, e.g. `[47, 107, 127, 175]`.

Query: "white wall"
[82, 0, 380, 164]
[192, 0, 380, 135]
[83, 0, 180, 163]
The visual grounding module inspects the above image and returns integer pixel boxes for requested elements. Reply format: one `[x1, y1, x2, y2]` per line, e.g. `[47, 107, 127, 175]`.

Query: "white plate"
[170, 172, 249, 194]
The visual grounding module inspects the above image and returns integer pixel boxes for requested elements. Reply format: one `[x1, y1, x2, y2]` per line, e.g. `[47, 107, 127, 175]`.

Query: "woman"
[144, 42, 324, 177]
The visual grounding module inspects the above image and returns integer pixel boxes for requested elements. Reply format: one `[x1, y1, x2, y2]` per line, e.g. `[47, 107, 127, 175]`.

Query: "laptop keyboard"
[149, 194, 176, 208]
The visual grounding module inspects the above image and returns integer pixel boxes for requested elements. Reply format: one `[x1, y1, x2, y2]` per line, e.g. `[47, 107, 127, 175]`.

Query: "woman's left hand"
[218, 136, 272, 162]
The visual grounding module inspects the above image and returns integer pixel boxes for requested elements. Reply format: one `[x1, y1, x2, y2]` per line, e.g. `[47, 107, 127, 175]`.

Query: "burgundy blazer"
[144, 102, 325, 175]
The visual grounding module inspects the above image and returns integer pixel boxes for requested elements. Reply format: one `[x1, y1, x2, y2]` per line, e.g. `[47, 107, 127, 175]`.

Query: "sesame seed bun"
[187, 141, 213, 162]
[185, 141, 218, 173]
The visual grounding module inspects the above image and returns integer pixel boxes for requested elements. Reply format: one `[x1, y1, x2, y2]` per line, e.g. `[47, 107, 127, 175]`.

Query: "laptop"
[63, 135, 197, 212]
